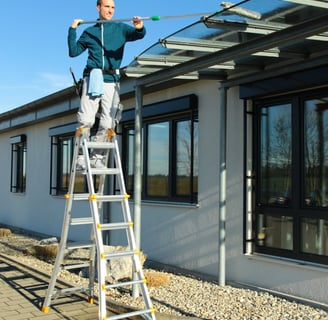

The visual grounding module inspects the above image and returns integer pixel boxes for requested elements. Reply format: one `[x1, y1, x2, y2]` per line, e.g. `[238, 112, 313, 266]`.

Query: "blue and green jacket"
[68, 22, 146, 82]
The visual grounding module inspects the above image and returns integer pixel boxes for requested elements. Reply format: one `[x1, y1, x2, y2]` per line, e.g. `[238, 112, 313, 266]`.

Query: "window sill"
[139, 199, 199, 209]
[51, 195, 200, 208]
[245, 252, 328, 273]
[11, 192, 26, 196]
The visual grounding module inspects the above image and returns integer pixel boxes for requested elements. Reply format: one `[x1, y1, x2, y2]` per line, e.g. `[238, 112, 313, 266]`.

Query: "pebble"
[1, 231, 328, 319]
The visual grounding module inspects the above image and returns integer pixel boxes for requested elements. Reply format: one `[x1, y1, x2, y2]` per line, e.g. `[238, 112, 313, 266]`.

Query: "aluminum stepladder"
[42, 127, 156, 320]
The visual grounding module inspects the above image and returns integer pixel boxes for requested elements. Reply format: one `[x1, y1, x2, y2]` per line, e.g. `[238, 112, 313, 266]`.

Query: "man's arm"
[68, 19, 87, 58]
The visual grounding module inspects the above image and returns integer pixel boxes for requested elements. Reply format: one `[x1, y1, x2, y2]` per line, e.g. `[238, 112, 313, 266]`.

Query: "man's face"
[97, 0, 115, 20]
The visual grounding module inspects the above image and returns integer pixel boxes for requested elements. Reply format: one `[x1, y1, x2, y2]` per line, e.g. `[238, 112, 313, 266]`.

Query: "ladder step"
[71, 193, 90, 200]
[106, 309, 155, 320]
[90, 168, 120, 175]
[106, 279, 145, 290]
[70, 194, 127, 202]
[94, 194, 128, 202]
[66, 242, 94, 250]
[70, 217, 93, 225]
[100, 222, 133, 231]
[61, 263, 90, 271]
[104, 249, 135, 260]
[86, 141, 115, 149]
[52, 285, 90, 299]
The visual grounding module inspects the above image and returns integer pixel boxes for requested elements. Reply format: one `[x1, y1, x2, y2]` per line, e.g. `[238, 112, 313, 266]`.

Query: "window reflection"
[302, 218, 328, 255]
[59, 137, 72, 192]
[176, 120, 198, 196]
[126, 128, 135, 193]
[257, 214, 293, 250]
[147, 122, 169, 196]
[304, 97, 328, 207]
[259, 104, 292, 206]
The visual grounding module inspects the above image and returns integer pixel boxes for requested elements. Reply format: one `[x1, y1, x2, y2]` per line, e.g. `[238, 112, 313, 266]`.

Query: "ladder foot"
[87, 296, 94, 304]
[41, 305, 50, 313]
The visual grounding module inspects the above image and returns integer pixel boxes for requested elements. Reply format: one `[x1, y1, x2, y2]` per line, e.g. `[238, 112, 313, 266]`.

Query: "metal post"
[219, 86, 227, 286]
[132, 85, 143, 297]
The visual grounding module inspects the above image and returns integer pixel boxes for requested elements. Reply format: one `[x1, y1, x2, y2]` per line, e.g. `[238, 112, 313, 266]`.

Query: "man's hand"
[132, 16, 143, 30]
[71, 19, 83, 29]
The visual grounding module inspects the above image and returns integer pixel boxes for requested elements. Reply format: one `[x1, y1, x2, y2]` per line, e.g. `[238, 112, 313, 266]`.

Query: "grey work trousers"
[77, 77, 120, 135]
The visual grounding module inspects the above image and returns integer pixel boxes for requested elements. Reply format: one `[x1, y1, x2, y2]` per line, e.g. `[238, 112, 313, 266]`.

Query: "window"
[252, 90, 328, 264]
[10, 135, 27, 193]
[49, 123, 100, 195]
[50, 134, 76, 195]
[122, 95, 198, 204]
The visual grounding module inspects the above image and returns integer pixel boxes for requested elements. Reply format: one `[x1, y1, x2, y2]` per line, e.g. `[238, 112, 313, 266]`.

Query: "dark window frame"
[121, 95, 198, 204]
[49, 123, 100, 196]
[250, 88, 328, 265]
[50, 134, 75, 195]
[10, 134, 27, 193]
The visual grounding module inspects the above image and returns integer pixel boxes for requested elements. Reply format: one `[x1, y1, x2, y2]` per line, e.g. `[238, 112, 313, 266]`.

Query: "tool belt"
[83, 67, 121, 77]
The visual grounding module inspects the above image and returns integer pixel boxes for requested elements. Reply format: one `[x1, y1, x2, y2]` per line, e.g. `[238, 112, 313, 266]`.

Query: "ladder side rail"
[82, 139, 108, 319]
[78, 130, 100, 304]
[112, 136, 156, 318]
[43, 131, 82, 311]
[89, 197, 108, 318]
[112, 137, 139, 251]
[112, 137, 128, 196]
[112, 137, 133, 224]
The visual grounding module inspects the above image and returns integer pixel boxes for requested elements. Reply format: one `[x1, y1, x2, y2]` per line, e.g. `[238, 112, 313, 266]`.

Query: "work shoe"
[90, 154, 106, 168]
[76, 155, 86, 171]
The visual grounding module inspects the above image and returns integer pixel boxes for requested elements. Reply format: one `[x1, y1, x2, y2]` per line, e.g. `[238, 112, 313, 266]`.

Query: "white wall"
[1, 80, 328, 305]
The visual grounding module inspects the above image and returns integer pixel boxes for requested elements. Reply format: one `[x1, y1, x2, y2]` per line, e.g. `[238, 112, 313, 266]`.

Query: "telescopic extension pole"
[78, 12, 217, 25]
[78, 0, 261, 25]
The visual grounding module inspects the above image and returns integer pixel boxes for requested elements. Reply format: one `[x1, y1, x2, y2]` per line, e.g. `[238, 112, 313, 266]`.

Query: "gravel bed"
[1, 230, 328, 319]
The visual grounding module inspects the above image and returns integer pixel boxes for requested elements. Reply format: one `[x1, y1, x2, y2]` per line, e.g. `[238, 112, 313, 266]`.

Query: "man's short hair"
[97, 0, 101, 5]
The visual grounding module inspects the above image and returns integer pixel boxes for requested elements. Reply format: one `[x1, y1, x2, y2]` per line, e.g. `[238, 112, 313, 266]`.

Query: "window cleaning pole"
[78, 0, 261, 25]
[219, 86, 227, 286]
[132, 84, 143, 298]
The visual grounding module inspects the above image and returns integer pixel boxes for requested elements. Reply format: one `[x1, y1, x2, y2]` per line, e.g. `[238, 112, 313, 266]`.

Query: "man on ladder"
[41, 1, 155, 319]
[68, 0, 146, 169]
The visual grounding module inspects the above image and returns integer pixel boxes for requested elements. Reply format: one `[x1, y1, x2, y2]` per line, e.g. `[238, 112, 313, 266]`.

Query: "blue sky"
[0, 0, 216, 113]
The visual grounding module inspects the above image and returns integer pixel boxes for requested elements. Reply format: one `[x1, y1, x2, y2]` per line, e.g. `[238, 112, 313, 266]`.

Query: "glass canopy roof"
[125, 0, 328, 84]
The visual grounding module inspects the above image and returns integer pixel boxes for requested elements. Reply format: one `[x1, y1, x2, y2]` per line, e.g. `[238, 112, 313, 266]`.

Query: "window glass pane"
[126, 128, 135, 193]
[304, 97, 328, 208]
[257, 214, 293, 250]
[147, 122, 169, 196]
[18, 143, 27, 192]
[61, 138, 71, 190]
[193, 121, 199, 196]
[176, 121, 191, 195]
[259, 104, 292, 206]
[176, 120, 199, 196]
[301, 218, 328, 256]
